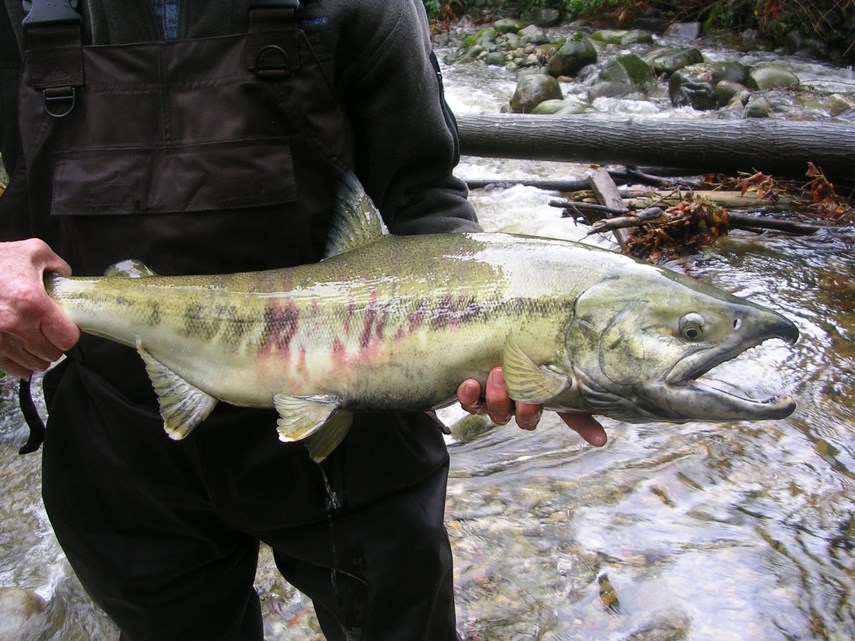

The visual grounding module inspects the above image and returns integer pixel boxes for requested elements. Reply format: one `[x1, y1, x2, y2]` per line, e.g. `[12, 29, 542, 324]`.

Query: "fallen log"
[457, 114, 855, 181]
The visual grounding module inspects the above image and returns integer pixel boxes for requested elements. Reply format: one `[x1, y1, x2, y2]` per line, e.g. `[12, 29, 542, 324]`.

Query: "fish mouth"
[658, 314, 800, 421]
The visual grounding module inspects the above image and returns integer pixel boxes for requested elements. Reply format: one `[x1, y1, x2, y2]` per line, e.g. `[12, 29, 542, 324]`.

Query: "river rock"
[531, 98, 589, 115]
[493, 19, 522, 35]
[827, 93, 855, 117]
[669, 61, 750, 110]
[714, 79, 748, 106]
[484, 52, 508, 66]
[597, 53, 653, 92]
[643, 46, 704, 76]
[509, 74, 563, 113]
[592, 29, 653, 46]
[664, 22, 702, 40]
[534, 9, 561, 28]
[620, 29, 655, 45]
[0, 587, 47, 640]
[546, 33, 597, 78]
[744, 95, 772, 118]
[591, 29, 628, 45]
[518, 25, 550, 46]
[747, 64, 800, 90]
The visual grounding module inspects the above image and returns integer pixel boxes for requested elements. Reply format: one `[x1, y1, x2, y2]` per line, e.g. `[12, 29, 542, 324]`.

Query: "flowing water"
[0, 28, 853, 641]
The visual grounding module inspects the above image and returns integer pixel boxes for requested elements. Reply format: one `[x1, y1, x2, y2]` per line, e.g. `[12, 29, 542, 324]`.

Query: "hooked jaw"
[657, 309, 800, 421]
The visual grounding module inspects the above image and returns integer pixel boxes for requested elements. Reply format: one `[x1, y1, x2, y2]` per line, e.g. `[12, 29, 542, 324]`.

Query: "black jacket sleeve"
[336, 0, 480, 235]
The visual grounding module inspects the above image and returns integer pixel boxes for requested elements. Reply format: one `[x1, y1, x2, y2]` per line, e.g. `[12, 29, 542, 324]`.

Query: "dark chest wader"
[14, 0, 356, 451]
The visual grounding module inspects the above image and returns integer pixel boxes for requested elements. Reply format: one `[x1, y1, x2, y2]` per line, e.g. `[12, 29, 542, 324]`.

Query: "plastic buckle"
[22, 0, 82, 30]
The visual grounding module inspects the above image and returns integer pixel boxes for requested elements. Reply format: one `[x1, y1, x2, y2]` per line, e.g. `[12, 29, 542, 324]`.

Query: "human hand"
[456, 367, 608, 447]
[0, 239, 80, 378]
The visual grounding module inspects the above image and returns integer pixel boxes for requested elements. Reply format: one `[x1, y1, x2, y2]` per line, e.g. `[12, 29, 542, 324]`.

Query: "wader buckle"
[22, 0, 81, 30]
[250, 0, 301, 8]
[21, 0, 84, 117]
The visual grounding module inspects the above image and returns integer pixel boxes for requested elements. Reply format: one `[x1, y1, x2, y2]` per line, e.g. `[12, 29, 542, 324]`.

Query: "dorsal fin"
[104, 259, 158, 278]
[323, 171, 388, 258]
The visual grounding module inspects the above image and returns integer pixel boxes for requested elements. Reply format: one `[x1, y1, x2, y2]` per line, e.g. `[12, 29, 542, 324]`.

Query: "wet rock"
[620, 29, 655, 46]
[484, 52, 508, 66]
[714, 79, 748, 106]
[449, 414, 496, 443]
[744, 96, 772, 118]
[546, 33, 597, 78]
[591, 29, 629, 45]
[586, 80, 639, 100]
[669, 61, 750, 110]
[509, 74, 563, 113]
[531, 98, 589, 115]
[534, 9, 561, 28]
[827, 93, 855, 117]
[644, 46, 704, 77]
[0, 587, 46, 640]
[747, 64, 800, 90]
[597, 53, 654, 92]
[493, 18, 522, 35]
[518, 25, 550, 46]
[632, 15, 669, 34]
[591, 29, 653, 46]
[664, 22, 702, 40]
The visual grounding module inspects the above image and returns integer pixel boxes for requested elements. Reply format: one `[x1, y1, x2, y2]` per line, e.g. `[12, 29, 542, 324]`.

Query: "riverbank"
[427, 0, 855, 64]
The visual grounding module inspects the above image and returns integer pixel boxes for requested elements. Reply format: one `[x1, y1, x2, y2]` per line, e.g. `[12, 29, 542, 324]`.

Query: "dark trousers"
[42, 361, 460, 641]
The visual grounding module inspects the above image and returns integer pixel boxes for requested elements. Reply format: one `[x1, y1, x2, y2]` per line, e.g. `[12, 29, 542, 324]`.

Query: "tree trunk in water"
[456, 114, 855, 181]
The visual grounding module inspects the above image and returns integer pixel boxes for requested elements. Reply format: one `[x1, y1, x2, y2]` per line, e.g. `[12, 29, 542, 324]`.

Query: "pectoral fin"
[273, 395, 352, 462]
[137, 344, 217, 439]
[503, 335, 570, 404]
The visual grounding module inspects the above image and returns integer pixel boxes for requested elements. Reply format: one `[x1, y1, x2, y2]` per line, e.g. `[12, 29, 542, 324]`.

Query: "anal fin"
[137, 344, 217, 439]
[273, 394, 351, 462]
[304, 411, 353, 463]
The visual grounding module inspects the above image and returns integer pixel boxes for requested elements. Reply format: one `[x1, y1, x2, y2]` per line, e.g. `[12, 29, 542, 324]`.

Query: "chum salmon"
[45, 173, 799, 460]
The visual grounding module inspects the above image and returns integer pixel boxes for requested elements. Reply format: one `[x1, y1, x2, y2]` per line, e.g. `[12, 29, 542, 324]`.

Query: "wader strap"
[21, 0, 83, 117]
[246, 0, 301, 78]
[18, 377, 45, 454]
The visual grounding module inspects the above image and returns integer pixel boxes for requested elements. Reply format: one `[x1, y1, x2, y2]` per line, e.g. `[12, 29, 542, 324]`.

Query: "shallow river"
[0, 26, 853, 641]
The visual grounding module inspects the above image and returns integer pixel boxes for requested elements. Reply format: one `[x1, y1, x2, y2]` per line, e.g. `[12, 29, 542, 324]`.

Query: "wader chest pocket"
[51, 137, 297, 216]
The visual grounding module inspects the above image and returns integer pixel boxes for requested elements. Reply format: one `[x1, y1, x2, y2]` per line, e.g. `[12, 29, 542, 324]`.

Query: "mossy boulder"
[644, 46, 704, 76]
[598, 53, 654, 89]
[546, 33, 597, 78]
[747, 64, 800, 90]
[510, 74, 563, 113]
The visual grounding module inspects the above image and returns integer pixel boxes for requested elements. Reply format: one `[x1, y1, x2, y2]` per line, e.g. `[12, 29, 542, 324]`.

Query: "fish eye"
[679, 312, 705, 341]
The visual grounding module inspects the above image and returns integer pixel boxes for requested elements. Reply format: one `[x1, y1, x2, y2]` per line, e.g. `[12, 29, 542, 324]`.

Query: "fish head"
[562, 266, 799, 423]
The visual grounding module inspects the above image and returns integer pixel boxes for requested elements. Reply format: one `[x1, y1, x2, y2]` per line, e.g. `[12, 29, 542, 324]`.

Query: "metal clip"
[43, 87, 76, 118]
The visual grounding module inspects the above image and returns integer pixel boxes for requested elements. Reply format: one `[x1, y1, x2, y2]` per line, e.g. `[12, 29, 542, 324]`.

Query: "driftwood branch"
[457, 114, 855, 181]
[588, 169, 632, 250]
